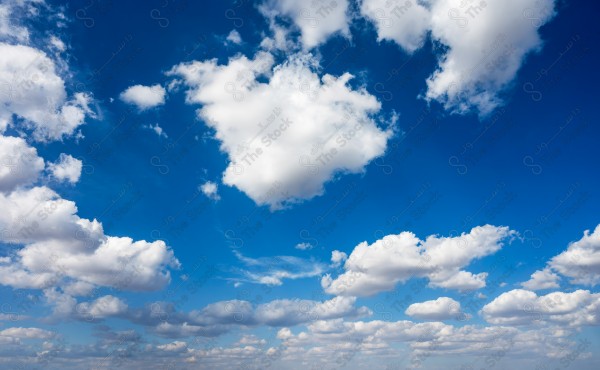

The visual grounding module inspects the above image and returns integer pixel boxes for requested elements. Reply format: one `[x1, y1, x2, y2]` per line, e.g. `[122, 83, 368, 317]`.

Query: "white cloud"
[405, 297, 466, 321]
[0, 2, 30, 42]
[0, 186, 180, 292]
[549, 224, 600, 286]
[0, 327, 54, 340]
[226, 29, 242, 44]
[168, 52, 392, 208]
[360, 0, 431, 53]
[143, 123, 168, 138]
[0, 135, 45, 193]
[330, 250, 347, 267]
[322, 225, 515, 296]
[0, 43, 94, 141]
[119, 84, 166, 110]
[481, 289, 600, 327]
[49, 35, 66, 52]
[360, 0, 557, 116]
[47, 153, 82, 184]
[199, 181, 220, 201]
[259, 0, 351, 49]
[424, 0, 556, 115]
[76, 295, 128, 318]
[521, 268, 560, 290]
[295, 242, 313, 250]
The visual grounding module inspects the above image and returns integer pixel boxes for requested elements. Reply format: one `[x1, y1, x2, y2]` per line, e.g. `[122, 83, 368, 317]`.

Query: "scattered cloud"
[47, 153, 82, 184]
[226, 29, 242, 44]
[120, 84, 166, 110]
[199, 181, 220, 201]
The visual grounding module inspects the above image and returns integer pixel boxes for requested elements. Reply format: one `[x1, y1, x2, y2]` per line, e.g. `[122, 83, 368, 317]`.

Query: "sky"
[0, 0, 599, 369]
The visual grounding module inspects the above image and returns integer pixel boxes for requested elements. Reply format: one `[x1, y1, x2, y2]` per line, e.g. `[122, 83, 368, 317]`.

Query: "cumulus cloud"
[47, 153, 82, 184]
[322, 225, 515, 296]
[120, 84, 166, 110]
[481, 289, 600, 326]
[199, 181, 220, 201]
[0, 43, 94, 141]
[424, 0, 556, 115]
[330, 250, 347, 267]
[0, 135, 45, 193]
[521, 268, 560, 290]
[360, 0, 431, 53]
[0, 186, 180, 292]
[405, 297, 467, 321]
[522, 224, 600, 289]
[259, 0, 350, 49]
[168, 51, 392, 208]
[549, 224, 600, 286]
[360, 0, 556, 115]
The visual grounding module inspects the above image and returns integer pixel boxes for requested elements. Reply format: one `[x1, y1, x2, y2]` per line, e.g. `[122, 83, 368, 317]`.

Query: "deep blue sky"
[1, 0, 599, 369]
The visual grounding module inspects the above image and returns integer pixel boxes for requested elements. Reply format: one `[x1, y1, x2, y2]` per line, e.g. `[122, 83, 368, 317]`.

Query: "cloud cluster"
[169, 51, 392, 207]
[322, 225, 515, 296]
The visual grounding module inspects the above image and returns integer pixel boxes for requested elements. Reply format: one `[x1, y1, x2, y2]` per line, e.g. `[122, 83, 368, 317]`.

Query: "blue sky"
[0, 0, 599, 369]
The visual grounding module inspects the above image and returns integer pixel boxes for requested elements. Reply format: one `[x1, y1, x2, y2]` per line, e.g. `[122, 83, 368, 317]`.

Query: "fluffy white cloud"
[521, 268, 560, 290]
[322, 225, 515, 296]
[0, 186, 180, 292]
[76, 295, 128, 318]
[199, 181, 220, 201]
[47, 153, 82, 184]
[168, 52, 392, 207]
[119, 84, 166, 110]
[549, 224, 600, 286]
[330, 250, 348, 267]
[259, 0, 350, 49]
[0, 43, 94, 141]
[0, 135, 44, 193]
[481, 289, 600, 326]
[405, 297, 465, 321]
[360, 0, 431, 52]
[360, 0, 556, 115]
[522, 225, 600, 290]
[425, 0, 556, 115]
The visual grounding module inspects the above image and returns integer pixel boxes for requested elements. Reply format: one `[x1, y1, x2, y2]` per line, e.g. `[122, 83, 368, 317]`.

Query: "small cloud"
[295, 242, 313, 251]
[225, 29, 242, 44]
[119, 84, 166, 111]
[48, 154, 83, 184]
[199, 181, 220, 201]
[143, 123, 168, 138]
[330, 250, 347, 267]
